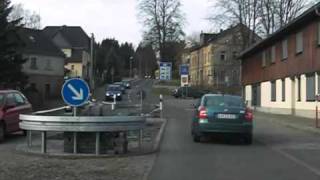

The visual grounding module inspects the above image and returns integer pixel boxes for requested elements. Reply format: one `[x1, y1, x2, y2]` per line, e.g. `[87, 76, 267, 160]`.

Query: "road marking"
[257, 139, 320, 177]
[67, 84, 83, 100]
[272, 147, 320, 177]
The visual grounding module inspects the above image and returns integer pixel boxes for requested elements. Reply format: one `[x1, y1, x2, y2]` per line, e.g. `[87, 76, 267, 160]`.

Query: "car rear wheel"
[0, 122, 5, 142]
[193, 134, 201, 142]
[243, 133, 252, 145]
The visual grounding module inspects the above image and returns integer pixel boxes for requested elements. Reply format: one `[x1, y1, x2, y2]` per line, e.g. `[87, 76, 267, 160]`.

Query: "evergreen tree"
[0, 0, 27, 88]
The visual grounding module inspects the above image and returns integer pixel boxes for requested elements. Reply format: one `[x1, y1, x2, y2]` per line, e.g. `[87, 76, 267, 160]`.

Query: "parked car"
[121, 80, 131, 89]
[172, 86, 207, 98]
[113, 82, 126, 94]
[191, 94, 253, 144]
[105, 85, 123, 101]
[0, 90, 33, 142]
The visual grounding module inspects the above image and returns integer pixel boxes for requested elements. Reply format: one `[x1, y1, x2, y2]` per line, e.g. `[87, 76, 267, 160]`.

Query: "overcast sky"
[11, 0, 213, 45]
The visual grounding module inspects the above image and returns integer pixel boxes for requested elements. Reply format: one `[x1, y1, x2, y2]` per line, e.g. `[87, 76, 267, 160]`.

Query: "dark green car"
[191, 94, 253, 144]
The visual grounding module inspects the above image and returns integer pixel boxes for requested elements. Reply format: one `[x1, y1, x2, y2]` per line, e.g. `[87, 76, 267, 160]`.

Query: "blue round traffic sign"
[61, 78, 90, 107]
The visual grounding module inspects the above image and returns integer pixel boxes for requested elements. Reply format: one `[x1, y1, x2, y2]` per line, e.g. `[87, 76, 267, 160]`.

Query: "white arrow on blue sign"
[61, 78, 90, 107]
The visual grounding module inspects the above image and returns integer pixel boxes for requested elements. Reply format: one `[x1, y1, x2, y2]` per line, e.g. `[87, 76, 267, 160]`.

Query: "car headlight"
[117, 93, 121, 96]
[106, 93, 110, 96]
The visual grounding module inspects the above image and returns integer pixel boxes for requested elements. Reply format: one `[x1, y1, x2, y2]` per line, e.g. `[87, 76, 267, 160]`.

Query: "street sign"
[179, 64, 189, 75]
[181, 75, 189, 87]
[61, 78, 90, 107]
[159, 62, 172, 80]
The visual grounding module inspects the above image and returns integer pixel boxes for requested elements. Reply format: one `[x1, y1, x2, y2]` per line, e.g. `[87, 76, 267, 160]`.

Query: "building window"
[30, 57, 38, 69]
[318, 72, 320, 95]
[282, 79, 285, 101]
[271, 80, 276, 102]
[71, 65, 75, 70]
[262, 51, 266, 67]
[306, 73, 315, 101]
[233, 51, 237, 59]
[296, 31, 303, 54]
[220, 51, 225, 61]
[297, 77, 301, 101]
[282, 39, 288, 60]
[45, 59, 52, 70]
[271, 46, 276, 63]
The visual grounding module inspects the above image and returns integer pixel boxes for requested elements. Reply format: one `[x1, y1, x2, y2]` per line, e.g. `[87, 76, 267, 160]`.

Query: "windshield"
[204, 96, 245, 108]
[107, 86, 120, 91]
[0, 94, 4, 107]
[2, 0, 319, 179]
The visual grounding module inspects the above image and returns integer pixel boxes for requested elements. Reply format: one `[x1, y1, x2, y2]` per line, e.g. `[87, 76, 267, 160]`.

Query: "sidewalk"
[254, 111, 320, 134]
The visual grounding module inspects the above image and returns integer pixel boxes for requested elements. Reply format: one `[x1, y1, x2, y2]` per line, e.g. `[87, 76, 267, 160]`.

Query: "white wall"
[22, 54, 65, 76]
[248, 73, 320, 118]
[261, 78, 291, 109]
[295, 73, 318, 110]
[244, 85, 252, 107]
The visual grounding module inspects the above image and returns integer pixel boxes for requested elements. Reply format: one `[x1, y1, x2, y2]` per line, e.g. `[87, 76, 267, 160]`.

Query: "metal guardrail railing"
[19, 92, 164, 155]
[19, 114, 146, 155]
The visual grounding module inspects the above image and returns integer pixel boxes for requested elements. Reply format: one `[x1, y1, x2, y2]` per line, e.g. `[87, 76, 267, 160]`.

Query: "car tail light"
[198, 106, 208, 119]
[245, 108, 253, 122]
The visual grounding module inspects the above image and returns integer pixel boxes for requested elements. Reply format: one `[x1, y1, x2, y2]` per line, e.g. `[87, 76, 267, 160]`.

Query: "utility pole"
[90, 33, 95, 92]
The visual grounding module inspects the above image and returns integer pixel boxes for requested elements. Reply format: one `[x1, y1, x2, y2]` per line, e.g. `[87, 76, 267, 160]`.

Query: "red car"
[0, 90, 33, 141]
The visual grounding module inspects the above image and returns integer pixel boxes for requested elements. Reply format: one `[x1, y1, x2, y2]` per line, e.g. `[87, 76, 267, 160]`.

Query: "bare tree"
[258, 0, 306, 36]
[208, 0, 260, 49]
[137, 0, 185, 59]
[9, 3, 41, 29]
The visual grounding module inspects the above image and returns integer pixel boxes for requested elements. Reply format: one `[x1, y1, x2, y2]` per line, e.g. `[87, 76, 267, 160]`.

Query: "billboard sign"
[159, 62, 172, 80]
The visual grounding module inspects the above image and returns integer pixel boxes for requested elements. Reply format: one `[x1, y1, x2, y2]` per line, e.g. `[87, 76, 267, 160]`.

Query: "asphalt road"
[149, 97, 320, 180]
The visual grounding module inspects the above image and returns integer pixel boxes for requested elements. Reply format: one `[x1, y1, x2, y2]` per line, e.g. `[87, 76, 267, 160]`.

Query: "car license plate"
[217, 114, 236, 119]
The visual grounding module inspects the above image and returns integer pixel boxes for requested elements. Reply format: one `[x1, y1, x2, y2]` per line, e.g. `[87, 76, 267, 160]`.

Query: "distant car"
[191, 94, 253, 144]
[0, 90, 33, 142]
[105, 85, 123, 101]
[172, 86, 207, 99]
[121, 80, 131, 89]
[113, 82, 126, 94]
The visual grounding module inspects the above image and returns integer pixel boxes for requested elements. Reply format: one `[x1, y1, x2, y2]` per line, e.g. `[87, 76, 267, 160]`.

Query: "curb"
[142, 118, 167, 180]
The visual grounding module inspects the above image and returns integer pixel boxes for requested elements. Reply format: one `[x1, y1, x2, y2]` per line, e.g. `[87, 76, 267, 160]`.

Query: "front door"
[3, 93, 18, 133]
[45, 84, 50, 99]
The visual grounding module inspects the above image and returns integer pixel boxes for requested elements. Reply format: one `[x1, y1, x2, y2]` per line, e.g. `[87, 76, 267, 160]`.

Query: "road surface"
[149, 97, 320, 180]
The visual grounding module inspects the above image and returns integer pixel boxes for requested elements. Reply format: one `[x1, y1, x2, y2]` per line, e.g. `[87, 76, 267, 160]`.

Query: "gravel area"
[0, 130, 158, 180]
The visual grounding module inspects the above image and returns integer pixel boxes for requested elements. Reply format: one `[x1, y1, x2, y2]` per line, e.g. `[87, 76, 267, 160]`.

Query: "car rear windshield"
[107, 86, 120, 91]
[0, 94, 4, 106]
[204, 96, 245, 108]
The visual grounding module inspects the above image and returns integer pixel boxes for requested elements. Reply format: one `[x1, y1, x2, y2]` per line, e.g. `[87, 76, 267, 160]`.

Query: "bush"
[152, 87, 173, 96]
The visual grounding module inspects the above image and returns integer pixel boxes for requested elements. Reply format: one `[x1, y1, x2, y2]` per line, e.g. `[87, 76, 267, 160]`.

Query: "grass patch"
[152, 87, 173, 96]
[156, 80, 180, 86]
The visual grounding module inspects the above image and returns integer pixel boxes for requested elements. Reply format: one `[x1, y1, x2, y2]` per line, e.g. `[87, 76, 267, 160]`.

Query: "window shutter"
[296, 32, 303, 54]
[271, 46, 276, 63]
[306, 74, 315, 101]
[271, 81, 276, 101]
[318, 22, 320, 45]
[282, 39, 288, 59]
[262, 51, 266, 67]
